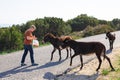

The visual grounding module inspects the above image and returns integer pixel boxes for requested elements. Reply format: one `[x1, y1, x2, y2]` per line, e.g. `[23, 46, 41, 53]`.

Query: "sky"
[0, 0, 120, 26]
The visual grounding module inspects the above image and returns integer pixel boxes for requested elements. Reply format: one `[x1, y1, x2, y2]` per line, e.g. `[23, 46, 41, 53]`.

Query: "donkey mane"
[44, 33, 56, 39]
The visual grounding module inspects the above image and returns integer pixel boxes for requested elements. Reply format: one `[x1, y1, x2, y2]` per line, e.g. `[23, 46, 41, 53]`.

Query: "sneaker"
[31, 63, 38, 66]
[21, 63, 27, 66]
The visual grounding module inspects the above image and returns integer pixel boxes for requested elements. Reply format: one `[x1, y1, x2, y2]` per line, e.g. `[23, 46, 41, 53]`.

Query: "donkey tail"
[103, 46, 106, 60]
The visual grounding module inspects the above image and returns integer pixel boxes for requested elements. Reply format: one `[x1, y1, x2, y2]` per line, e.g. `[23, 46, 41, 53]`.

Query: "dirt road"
[0, 31, 120, 80]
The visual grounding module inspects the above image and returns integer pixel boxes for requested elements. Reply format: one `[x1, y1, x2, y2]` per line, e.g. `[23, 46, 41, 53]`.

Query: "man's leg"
[21, 45, 28, 66]
[28, 45, 38, 66]
[29, 45, 34, 63]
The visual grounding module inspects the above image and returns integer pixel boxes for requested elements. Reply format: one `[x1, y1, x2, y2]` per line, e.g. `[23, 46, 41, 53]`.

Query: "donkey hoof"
[96, 69, 99, 71]
[111, 68, 115, 71]
[65, 57, 68, 59]
[50, 59, 52, 62]
[80, 67, 83, 70]
[59, 59, 61, 61]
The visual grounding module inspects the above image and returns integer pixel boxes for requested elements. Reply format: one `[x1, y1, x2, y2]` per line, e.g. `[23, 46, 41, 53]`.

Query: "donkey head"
[63, 38, 71, 46]
[43, 33, 56, 43]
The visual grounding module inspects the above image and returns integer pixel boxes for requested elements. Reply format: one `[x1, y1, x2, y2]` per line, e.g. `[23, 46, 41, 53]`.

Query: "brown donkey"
[43, 33, 72, 61]
[63, 39, 115, 71]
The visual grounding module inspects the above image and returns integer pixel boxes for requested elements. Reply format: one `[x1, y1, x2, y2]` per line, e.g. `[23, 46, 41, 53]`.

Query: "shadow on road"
[38, 59, 66, 69]
[43, 72, 56, 80]
[0, 65, 32, 78]
[43, 71, 99, 80]
[106, 49, 112, 54]
[0, 59, 66, 78]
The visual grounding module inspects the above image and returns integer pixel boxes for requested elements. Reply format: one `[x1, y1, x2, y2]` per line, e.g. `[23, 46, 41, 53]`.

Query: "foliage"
[0, 26, 23, 53]
[111, 18, 120, 30]
[44, 17, 71, 36]
[67, 31, 83, 39]
[19, 17, 72, 40]
[98, 20, 108, 25]
[102, 69, 109, 75]
[67, 14, 99, 31]
[100, 55, 120, 80]
[83, 25, 114, 37]
[1, 14, 120, 54]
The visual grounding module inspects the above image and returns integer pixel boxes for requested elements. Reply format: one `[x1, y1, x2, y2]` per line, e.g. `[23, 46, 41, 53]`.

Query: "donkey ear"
[64, 38, 70, 43]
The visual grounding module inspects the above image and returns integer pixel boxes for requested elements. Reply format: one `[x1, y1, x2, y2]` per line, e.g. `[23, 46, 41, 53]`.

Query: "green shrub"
[83, 25, 114, 37]
[102, 69, 109, 75]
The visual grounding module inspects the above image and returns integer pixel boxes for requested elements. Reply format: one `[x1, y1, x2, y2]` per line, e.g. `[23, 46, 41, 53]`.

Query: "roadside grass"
[101, 69, 109, 75]
[0, 49, 19, 55]
[101, 55, 120, 80]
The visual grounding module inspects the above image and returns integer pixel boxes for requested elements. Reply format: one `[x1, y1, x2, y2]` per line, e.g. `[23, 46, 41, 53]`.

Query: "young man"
[21, 25, 38, 66]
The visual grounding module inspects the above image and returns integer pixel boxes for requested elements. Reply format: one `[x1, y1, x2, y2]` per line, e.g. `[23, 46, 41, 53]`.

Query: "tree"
[44, 17, 71, 36]
[111, 18, 120, 30]
[67, 14, 98, 31]
[83, 25, 114, 37]
[9, 26, 23, 50]
[0, 26, 23, 53]
[98, 20, 108, 25]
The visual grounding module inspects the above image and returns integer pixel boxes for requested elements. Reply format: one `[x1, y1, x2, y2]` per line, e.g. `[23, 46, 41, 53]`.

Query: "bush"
[83, 25, 114, 37]
[0, 26, 23, 54]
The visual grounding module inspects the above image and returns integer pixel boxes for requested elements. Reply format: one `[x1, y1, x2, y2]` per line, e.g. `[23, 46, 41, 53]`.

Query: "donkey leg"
[50, 48, 56, 61]
[96, 54, 102, 71]
[65, 48, 69, 59]
[111, 40, 114, 50]
[70, 48, 72, 58]
[80, 55, 83, 70]
[110, 40, 113, 50]
[58, 49, 61, 61]
[70, 54, 76, 66]
[104, 55, 115, 71]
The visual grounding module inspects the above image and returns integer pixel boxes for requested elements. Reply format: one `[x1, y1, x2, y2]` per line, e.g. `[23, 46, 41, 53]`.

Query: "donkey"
[106, 32, 116, 50]
[43, 33, 72, 61]
[63, 39, 115, 71]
